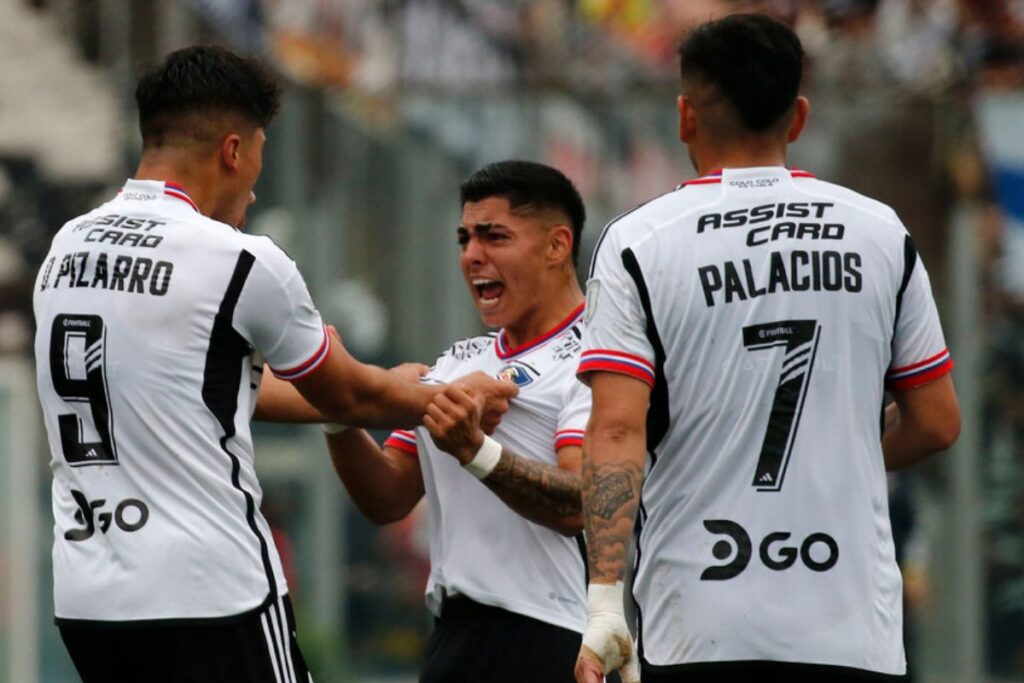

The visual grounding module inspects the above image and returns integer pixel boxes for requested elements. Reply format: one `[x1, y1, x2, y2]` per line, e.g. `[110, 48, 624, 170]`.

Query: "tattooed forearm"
[482, 449, 582, 533]
[589, 471, 634, 519]
[582, 453, 643, 583]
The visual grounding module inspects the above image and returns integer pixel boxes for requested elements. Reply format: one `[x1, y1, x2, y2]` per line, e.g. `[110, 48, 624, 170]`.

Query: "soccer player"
[574, 14, 960, 683]
[327, 160, 590, 682]
[32, 46, 514, 682]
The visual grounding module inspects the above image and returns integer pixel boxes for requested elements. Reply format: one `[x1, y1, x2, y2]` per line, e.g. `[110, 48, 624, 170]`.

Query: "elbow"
[359, 493, 419, 526]
[361, 501, 413, 526]
[932, 409, 961, 452]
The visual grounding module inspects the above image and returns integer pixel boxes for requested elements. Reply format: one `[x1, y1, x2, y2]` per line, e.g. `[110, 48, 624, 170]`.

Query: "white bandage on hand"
[322, 423, 348, 435]
[581, 582, 640, 683]
[463, 434, 502, 479]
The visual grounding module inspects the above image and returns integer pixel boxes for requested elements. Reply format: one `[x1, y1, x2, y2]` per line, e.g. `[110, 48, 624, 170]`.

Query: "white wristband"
[463, 435, 502, 479]
[322, 423, 348, 435]
[586, 581, 625, 618]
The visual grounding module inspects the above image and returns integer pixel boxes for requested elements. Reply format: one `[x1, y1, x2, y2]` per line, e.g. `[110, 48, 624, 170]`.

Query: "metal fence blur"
[1, 0, 1023, 681]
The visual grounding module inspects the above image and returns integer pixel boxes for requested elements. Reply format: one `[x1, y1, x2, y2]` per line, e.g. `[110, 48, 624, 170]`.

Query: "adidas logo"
[85, 448, 99, 459]
[759, 472, 773, 483]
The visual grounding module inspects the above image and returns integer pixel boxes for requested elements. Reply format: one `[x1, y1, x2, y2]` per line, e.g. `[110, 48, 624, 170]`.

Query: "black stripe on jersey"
[202, 250, 278, 601]
[632, 502, 648, 661]
[621, 248, 670, 456]
[891, 235, 918, 350]
[587, 188, 684, 279]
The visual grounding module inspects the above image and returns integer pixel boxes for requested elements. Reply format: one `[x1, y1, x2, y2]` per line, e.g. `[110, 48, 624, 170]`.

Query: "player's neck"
[693, 142, 788, 177]
[135, 152, 218, 218]
[502, 278, 584, 350]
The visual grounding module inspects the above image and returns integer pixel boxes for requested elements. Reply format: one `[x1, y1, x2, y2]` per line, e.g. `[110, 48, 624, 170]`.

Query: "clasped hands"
[389, 363, 517, 462]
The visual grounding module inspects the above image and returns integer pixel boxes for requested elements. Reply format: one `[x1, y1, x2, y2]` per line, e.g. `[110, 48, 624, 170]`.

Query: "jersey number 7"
[49, 314, 118, 467]
[742, 320, 821, 492]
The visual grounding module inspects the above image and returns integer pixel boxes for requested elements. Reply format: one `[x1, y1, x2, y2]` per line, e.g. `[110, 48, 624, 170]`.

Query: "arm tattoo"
[483, 449, 582, 525]
[582, 454, 642, 583]
[589, 472, 634, 519]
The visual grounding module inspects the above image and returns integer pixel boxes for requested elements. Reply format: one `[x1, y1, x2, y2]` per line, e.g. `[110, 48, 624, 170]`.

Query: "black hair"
[677, 13, 803, 133]
[135, 45, 281, 148]
[460, 160, 586, 266]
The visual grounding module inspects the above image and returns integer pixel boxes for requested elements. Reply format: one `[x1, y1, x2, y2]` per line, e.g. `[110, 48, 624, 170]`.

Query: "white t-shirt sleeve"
[578, 234, 656, 388]
[233, 242, 328, 381]
[886, 240, 953, 390]
[554, 377, 590, 451]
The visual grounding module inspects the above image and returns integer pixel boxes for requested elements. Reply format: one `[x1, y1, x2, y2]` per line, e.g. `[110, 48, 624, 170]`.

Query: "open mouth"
[472, 278, 505, 307]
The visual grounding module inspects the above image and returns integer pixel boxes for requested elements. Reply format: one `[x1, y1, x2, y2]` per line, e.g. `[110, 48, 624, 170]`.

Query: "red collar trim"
[681, 168, 815, 186]
[495, 302, 585, 360]
[163, 182, 200, 213]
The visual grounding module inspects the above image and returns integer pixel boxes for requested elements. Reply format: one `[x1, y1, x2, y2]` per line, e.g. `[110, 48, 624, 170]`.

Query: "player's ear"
[787, 96, 810, 143]
[678, 95, 697, 144]
[220, 133, 242, 172]
[547, 224, 573, 267]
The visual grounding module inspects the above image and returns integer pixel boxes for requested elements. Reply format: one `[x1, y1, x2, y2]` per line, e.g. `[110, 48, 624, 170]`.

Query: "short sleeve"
[577, 238, 656, 388]
[233, 243, 328, 381]
[554, 378, 590, 450]
[886, 241, 953, 391]
[384, 429, 419, 456]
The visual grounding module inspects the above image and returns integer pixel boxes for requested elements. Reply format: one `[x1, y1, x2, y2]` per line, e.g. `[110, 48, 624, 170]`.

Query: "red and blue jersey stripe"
[886, 349, 953, 390]
[385, 430, 418, 455]
[270, 326, 331, 381]
[577, 349, 656, 388]
[554, 429, 584, 450]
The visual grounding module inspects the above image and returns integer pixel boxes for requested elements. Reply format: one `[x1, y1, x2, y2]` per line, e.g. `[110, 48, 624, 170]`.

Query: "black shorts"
[642, 659, 910, 683]
[420, 595, 582, 683]
[58, 594, 311, 683]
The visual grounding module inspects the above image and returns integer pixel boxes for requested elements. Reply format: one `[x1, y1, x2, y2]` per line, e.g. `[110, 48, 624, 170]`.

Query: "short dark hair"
[135, 45, 281, 148]
[460, 160, 586, 266]
[678, 13, 803, 133]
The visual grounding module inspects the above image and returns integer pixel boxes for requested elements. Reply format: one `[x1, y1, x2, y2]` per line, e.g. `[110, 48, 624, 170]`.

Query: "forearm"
[483, 448, 582, 536]
[882, 404, 937, 471]
[582, 434, 644, 584]
[327, 429, 422, 523]
[254, 370, 327, 422]
[344, 363, 440, 428]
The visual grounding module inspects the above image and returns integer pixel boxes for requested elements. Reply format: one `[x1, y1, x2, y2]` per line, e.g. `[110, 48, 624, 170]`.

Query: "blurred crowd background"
[0, 0, 1021, 681]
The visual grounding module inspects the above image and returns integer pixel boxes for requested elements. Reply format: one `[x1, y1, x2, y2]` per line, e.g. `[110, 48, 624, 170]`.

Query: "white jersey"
[34, 180, 329, 622]
[384, 304, 590, 633]
[579, 167, 952, 675]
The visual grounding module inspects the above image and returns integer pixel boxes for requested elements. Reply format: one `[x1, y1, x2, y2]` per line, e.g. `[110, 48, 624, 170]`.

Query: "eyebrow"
[456, 222, 503, 236]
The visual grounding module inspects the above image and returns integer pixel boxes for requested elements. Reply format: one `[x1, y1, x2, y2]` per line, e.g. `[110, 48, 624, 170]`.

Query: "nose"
[461, 235, 486, 265]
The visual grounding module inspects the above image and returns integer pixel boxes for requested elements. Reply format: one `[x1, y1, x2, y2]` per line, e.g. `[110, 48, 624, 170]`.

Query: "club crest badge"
[497, 362, 536, 387]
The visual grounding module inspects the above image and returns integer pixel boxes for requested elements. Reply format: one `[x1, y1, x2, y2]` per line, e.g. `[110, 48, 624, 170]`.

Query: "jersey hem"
[54, 592, 283, 629]
[433, 586, 585, 634]
[641, 658, 907, 680]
